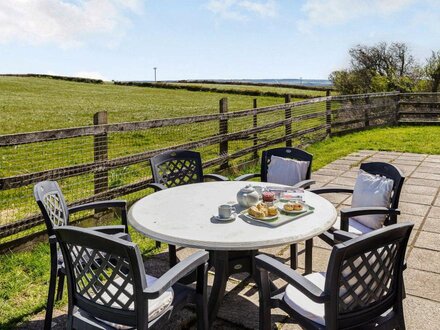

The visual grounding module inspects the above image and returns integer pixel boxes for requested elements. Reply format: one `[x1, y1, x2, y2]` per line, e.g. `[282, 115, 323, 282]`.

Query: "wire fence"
[1, 91, 439, 250]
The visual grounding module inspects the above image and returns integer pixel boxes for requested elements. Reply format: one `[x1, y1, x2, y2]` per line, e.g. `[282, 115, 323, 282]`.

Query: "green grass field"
[0, 76, 286, 134]
[165, 82, 328, 97]
[2, 124, 440, 328]
[0, 76, 291, 231]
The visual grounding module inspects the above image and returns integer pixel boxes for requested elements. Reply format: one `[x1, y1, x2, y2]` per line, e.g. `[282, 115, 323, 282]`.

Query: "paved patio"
[22, 150, 440, 329]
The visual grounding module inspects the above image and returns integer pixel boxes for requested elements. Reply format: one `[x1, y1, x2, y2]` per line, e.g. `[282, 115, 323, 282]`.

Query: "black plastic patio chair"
[148, 149, 229, 265]
[149, 149, 229, 191]
[54, 226, 209, 329]
[34, 180, 129, 330]
[234, 147, 315, 189]
[235, 147, 314, 270]
[256, 222, 413, 330]
[303, 162, 405, 274]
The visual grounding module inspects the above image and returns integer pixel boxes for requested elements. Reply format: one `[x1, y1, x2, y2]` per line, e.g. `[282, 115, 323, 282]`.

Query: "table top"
[128, 181, 337, 251]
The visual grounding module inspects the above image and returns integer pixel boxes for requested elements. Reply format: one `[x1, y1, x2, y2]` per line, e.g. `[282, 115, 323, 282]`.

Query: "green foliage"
[425, 50, 440, 92]
[330, 42, 422, 94]
[328, 70, 366, 95]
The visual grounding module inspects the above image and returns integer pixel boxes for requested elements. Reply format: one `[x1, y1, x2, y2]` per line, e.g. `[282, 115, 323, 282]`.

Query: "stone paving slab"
[21, 150, 440, 329]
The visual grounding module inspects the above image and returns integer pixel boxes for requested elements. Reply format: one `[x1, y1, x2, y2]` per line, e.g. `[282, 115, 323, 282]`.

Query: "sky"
[0, 0, 439, 81]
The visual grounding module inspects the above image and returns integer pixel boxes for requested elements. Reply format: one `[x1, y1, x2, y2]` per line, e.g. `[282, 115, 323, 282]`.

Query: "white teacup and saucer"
[212, 204, 237, 222]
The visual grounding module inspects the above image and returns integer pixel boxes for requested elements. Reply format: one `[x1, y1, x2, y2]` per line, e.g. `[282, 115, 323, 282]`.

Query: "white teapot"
[236, 185, 260, 208]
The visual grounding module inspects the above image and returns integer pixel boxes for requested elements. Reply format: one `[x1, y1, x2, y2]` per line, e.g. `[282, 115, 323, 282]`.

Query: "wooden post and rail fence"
[1, 91, 440, 250]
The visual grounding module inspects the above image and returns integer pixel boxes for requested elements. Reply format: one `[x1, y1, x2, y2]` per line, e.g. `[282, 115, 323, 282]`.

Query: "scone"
[256, 203, 269, 216]
[284, 202, 294, 212]
[284, 202, 303, 212]
[249, 205, 265, 219]
[292, 202, 303, 211]
[267, 206, 278, 216]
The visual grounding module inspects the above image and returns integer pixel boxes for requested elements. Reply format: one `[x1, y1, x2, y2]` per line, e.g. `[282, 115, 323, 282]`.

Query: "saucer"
[212, 213, 237, 222]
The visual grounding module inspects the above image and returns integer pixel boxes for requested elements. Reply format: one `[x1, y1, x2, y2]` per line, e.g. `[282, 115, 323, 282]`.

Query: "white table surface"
[128, 181, 337, 251]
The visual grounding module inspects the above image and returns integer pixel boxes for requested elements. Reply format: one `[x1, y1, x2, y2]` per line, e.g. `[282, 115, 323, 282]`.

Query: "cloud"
[298, 0, 414, 31]
[207, 0, 277, 21]
[75, 71, 108, 81]
[0, 0, 143, 48]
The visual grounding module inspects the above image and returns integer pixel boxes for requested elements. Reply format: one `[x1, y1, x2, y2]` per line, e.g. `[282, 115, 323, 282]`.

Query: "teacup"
[218, 204, 235, 219]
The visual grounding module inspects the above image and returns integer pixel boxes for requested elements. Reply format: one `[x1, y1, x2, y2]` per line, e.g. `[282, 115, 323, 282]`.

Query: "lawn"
[1, 125, 439, 329]
[0, 76, 287, 233]
[164, 82, 329, 97]
[0, 76, 285, 134]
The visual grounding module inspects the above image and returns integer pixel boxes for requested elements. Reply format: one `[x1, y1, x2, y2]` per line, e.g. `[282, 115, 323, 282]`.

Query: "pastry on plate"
[284, 201, 304, 212]
[267, 206, 278, 216]
[248, 205, 265, 219]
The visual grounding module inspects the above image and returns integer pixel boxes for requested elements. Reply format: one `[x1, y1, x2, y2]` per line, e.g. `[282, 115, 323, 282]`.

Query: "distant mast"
[153, 67, 157, 82]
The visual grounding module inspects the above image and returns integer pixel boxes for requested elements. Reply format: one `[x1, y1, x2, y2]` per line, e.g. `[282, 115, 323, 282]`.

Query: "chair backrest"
[324, 223, 413, 329]
[34, 181, 69, 236]
[150, 149, 204, 188]
[55, 226, 147, 328]
[360, 162, 405, 210]
[260, 147, 313, 182]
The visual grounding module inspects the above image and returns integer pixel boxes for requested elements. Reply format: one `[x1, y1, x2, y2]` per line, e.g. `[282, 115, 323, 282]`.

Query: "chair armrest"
[291, 179, 315, 189]
[49, 234, 57, 244]
[309, 187, 354, 194]
[340, 207, 400, 219]
[255, 254, 329, 303]
[112, 232, 132, 242]
[68, 200, 127, 214]
[69, 200, 129, 232]
[234, 173, 261, 181]
[204, 173, 229, 181]
[333, 230, 358, 242]
[340, 207, 400, 231]
[143, 251, 209, 299]
[146, 183, 167, 191]
[89, 225, 126, 235]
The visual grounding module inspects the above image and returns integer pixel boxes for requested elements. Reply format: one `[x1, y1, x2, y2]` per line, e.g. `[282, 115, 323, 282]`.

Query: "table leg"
[208, 251, 229, 325]
[305, 239, 313, 275]
[207, 249, 272, 326]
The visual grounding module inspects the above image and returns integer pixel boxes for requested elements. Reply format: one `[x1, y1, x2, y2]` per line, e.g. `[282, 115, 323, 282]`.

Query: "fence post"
[364, 95, 370, 128]
[253, 98, 258, 159]
[395, 92, 401, 125]
[93, 111, 108, 195]
[219, 98, 229, 169]
[325, 90, 332, 136]
[285, 94, 292, 147]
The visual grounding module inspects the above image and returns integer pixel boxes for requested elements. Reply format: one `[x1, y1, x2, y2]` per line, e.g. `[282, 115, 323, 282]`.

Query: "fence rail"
[0, 91, 439, 250]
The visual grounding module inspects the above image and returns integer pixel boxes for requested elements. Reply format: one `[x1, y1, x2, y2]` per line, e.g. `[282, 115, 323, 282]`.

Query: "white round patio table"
[128, 181, 337, 324]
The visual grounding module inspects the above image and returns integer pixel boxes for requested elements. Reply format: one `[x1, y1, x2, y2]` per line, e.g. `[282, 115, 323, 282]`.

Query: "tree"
[330, 42, 420, 94]
[425, 50, 440, 92]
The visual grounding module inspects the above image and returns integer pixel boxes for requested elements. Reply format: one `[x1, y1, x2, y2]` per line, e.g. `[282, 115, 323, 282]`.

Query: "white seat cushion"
[284, 272, 326, 326]
[351, 169, 394, 230]
[267, 155, 309, 186]
[97, 274, 174, 328]
[332, 216, 373, 235]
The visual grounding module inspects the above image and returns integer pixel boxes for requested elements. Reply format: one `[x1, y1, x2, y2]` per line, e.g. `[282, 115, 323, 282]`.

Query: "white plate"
[243, 211, 279, 221]
[212, 213, 237, 222]
[276, 202, 308, 214]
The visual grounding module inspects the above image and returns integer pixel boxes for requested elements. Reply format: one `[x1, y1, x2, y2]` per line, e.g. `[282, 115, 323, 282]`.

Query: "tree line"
[330, 42, 440, 94]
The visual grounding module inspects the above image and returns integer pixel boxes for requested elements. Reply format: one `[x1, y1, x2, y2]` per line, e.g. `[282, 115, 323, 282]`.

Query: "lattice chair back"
[261, 147, 313, 182]
[34, 181, 70, 236]
[150, 149, 204, 188]
[360, 162, 405, 224]
[55, 226, 148, 328]
[324, 223, 413, 329]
